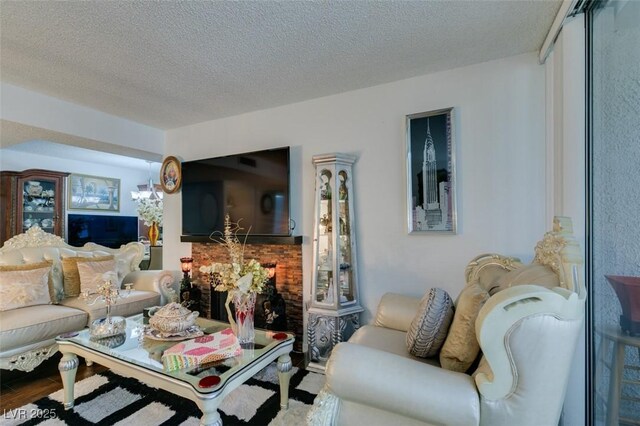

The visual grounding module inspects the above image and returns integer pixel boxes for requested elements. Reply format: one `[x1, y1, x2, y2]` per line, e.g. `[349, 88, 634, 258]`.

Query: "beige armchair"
[307, 217, 585, 426]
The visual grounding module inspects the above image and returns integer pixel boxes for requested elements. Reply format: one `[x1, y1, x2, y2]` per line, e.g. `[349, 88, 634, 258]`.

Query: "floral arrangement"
[199, 216, 269, 295]
[136, 198, 163, 226]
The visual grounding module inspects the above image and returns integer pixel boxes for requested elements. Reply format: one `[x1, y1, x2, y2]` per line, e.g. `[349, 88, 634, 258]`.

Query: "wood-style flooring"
[0, 353, 107, 411]
[0, 351, 306, 412]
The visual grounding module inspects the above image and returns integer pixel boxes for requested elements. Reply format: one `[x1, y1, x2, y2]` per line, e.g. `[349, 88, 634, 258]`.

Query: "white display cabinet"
[307, 153, 363, 372]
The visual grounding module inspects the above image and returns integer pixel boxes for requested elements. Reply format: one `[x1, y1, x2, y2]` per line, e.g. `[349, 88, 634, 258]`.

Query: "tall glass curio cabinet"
[307, 153, 363, 372]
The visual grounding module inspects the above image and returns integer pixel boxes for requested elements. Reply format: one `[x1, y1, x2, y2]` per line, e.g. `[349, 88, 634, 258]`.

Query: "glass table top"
[56, 314, 294, 394]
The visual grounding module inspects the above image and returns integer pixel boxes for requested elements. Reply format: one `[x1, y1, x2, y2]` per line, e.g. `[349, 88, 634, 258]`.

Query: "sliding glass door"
[589, 0, 640, 424]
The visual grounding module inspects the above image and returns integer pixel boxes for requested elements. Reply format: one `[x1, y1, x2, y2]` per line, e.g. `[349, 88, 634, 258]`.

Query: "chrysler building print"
[421, 120, 442, 227]
[409, 108, 455, 233]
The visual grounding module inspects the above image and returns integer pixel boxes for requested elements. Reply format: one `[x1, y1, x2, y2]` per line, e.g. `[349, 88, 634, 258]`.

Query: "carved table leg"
[197, 399, 222, 426]
[58, 352, 79, 409]
[277, 353, 293, 410]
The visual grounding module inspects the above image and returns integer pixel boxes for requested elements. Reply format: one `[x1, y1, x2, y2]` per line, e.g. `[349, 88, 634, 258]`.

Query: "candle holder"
[83, 280, 132, 338]
[180, 257, 201, 314]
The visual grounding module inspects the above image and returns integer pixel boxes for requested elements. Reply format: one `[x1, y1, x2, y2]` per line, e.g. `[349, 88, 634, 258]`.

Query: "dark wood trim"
[181, 235, 303, 245]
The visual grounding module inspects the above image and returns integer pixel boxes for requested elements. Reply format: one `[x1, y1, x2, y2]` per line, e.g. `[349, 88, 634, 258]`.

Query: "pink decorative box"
[162, 327, 242, 371]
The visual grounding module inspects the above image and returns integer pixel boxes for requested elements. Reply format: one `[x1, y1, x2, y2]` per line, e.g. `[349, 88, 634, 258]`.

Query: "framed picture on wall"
[405, 107, 457, 234]
[68, 173, 120, 211]
[160, 156, 182, 194]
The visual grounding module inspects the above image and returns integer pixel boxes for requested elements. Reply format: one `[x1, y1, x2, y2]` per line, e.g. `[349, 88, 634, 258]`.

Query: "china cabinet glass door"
[20, 178, 58, 234]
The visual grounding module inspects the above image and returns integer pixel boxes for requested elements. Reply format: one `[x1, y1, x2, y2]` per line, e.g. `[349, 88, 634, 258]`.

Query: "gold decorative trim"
[533, 233, 567, 276]
[465, 253, 523, 285]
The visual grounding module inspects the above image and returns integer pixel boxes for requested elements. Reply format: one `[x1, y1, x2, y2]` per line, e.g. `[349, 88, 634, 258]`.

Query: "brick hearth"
[191, 243, 303, 352]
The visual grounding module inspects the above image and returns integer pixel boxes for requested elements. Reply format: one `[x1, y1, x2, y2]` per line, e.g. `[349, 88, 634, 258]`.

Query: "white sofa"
[308, 217, 586, 426]
[0, 227, 179, 372]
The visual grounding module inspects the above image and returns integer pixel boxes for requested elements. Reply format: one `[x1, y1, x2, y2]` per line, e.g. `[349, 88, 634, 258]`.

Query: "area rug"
[2, 363, 325, 426]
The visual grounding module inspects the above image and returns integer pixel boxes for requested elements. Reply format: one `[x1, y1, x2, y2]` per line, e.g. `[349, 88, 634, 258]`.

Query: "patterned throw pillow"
[0, 261, 57, 303]
[61, 255, 114, 297]
[0, 264, 52, 311]
[440, 281, 490, 372]
[406, 288, 454, 358]
[77, 258, 119, 294]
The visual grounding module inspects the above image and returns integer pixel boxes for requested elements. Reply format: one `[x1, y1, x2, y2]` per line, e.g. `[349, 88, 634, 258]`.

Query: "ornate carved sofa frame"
[0, 227, 179, 371]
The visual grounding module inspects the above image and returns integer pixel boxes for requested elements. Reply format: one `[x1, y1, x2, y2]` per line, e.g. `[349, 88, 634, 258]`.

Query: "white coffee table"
[56, 314, 294, 426]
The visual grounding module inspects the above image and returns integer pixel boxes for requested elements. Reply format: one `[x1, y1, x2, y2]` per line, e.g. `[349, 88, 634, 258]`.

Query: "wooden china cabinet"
[0, 169, 69, 244]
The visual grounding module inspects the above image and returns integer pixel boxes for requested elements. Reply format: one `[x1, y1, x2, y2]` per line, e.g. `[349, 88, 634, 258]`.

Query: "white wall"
[545, 15, 586, 426]
[1, 83, 164, 154]
[164, 52, 548, 328]
[1, 149, 149, 218]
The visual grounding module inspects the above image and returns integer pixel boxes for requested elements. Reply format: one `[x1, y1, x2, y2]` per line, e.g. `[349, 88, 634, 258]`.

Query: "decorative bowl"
[149, 302, 199, 335]
[90, 332, 126, 348]
[26, 181, 43, 196]
[90, 316, 126, 338]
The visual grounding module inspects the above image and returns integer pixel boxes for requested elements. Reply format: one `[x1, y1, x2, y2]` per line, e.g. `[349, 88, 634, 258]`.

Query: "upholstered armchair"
[307, 217, 585, 426]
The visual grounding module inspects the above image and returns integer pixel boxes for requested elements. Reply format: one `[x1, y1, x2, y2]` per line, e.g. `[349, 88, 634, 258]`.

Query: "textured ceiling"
[0, 1, 561, 130]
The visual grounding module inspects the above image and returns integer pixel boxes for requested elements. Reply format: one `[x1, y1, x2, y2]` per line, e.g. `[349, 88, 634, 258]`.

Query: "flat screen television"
[67, 214, 139, 248]
[182, 147, 290, 237]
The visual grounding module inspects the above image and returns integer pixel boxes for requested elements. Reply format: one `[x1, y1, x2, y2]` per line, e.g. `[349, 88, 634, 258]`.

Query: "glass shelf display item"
[0, 169, 69, 243]
[307, 153, 363, 372]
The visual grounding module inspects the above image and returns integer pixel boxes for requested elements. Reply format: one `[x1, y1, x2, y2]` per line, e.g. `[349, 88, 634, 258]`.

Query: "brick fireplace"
[191, 242, 303, 352]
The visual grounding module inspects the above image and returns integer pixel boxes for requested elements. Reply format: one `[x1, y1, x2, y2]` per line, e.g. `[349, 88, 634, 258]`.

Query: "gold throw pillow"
[440, 281, 490, 373]
[61, 255, 114, 297]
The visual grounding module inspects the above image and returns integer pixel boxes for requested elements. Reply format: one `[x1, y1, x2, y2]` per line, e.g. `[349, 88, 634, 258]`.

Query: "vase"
[233, 291, 256, 344]
[148, 222, 160, 246]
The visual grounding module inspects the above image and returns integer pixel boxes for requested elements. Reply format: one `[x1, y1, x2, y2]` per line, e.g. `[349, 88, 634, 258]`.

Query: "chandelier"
[131, 161, 163, 200]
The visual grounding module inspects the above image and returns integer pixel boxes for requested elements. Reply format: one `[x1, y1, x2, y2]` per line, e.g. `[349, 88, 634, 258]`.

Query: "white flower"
[136, 198, 163, 226]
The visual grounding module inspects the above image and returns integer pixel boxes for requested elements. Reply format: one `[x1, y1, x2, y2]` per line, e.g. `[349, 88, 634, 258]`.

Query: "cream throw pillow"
[406, 288, 454, 358]
[77, 258, 118, 294]
[0, 261, 57, 303]
[0, 265, 52, 311]
[62, 255, 114, 297]
[440, 281, 490, 372]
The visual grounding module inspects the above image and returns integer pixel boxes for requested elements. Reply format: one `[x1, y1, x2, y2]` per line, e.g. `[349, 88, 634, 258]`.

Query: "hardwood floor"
[0, 351, 306, 412]
[0, 353, 107, 411]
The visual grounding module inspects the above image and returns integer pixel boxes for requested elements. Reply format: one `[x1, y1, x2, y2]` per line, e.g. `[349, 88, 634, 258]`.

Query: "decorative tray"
[144, 325, 204, 341]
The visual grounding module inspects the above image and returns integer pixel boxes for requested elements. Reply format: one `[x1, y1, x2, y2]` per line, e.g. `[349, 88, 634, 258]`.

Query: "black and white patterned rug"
[2, 363, 324, 426]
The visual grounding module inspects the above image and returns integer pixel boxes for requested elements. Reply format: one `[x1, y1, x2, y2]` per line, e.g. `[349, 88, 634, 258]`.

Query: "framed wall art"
[406, 107, 456, 234]
[160, 156, 182, 194]
[68, 174, 120, 211]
